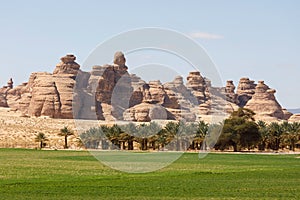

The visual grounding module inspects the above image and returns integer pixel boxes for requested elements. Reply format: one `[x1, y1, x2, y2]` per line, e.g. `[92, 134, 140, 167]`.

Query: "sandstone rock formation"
[236, 77, 256, 107]
[0, 55, 82, 118]
[7, 78, 13, 89]
[244, 81, 286, 120]
[123, 103, 169, 122]
[94, 52, 131, 120]
[186, 71, 207, 104]
[0, 51, 294, 122]
[225, 80, 238, 104]
[0, 89, 8, 107]
[282, 108, 293, 120]
[0, 78, 23, 108]
[53, 54, 80, 75]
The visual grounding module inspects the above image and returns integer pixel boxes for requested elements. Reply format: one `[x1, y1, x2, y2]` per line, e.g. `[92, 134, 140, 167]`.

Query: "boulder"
[123, 103, 169, 122]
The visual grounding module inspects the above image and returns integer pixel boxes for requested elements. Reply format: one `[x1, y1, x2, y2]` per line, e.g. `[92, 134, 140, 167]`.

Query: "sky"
[0, 0, 299, 108]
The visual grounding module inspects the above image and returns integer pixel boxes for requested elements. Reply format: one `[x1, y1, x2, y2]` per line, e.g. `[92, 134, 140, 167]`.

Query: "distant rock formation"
[225, 80, 238, 104]
[0, 51, 294, 122]
[186, 71, 207, 104]
[7, 78, 13, 89]
[0, 55, 83, 118]
[53, 54, 80, 75]
[244, 81, 291, 120]
[0, 78, 16, 107]
[236, 77, 256, 107]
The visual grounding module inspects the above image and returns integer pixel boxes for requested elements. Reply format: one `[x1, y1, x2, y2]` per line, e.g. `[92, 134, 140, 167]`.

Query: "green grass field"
[0, 149, 299, 199]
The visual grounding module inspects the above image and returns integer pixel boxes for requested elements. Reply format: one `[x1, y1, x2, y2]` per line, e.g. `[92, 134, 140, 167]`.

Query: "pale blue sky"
[0, 0, 299, 108]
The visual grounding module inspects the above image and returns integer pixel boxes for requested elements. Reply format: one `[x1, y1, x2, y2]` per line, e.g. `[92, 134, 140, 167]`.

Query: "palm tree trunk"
[64, 136, 68, 149]
[233, 143, 238, 152]
[291, 139, 295, 151]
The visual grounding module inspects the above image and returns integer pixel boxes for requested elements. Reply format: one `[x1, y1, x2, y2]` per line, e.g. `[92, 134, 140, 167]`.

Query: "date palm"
[58, 127, 74, 149]
[105, 124, 123, 149]
[257, 120, 269, 151]
[267, 122, 283, 150]
[193, 121, 209, 150]
[120, 123, 137, 150]
[281, 122, 300, 151]
[35, 132, 48, 149]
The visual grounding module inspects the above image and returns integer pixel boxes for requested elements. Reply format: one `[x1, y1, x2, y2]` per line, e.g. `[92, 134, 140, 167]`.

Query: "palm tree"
[105, 124, 123, 149]
[163, 121, 192, 151]
[80, 127, 108, 149]
[58, 127, 74, 149]
[192, 121, 209, 150]
[268, 122, 283, 151]
[35, 132, 48, 149]
[163, 121, 180, 150]
[135, 123, 149, 150]
[257, 120, 269, 151]
[281, 122, 300, 151]
[120, 123, 137, 150]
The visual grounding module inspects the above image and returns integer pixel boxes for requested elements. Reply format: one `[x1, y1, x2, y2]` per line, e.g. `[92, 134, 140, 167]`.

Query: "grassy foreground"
[0, 149, 299, 200]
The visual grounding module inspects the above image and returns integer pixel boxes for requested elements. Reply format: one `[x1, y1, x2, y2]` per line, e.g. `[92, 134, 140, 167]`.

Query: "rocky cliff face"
[0, 52, 293, 122]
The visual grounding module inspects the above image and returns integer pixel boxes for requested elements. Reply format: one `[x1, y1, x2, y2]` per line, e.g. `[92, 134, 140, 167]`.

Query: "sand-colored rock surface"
[0, 52, 296, 123]
[244, 81, 285, 120]
[288, 114, 300, 122]
[225, 80, 238, 104]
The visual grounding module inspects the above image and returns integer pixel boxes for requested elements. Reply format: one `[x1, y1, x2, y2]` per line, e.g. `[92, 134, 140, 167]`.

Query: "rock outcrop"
[123, 103, 169, 122]
[225, 80, 238, 104]
[0, 78, 21, 108]
[186, 71, 207, 104]
[53, 54, 80, 75]
[1, 54, 81, 118]
[282, 108, 293, 120]
[0, 51, 294, 122]
[0, 89, 8, 107]
[244, 81, 285, 119]
[236, 77, 256, 107]
[94, 52, 132, 120]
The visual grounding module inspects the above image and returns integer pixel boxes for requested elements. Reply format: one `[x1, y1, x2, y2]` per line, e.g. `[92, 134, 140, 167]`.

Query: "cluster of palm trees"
[80, 121, 210, 151]
[34, 109, 300, 152]
[34, 126, 74, 149]
[80, 110, 300, 152]
[257, 121, 300, 151]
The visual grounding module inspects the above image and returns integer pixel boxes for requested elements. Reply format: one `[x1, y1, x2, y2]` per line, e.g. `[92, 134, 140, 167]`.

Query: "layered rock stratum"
[0, 52, 294, 122]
